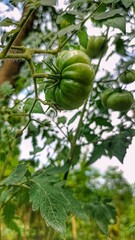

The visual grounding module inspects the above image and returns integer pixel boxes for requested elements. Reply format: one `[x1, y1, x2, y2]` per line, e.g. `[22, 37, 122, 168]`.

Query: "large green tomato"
[119, 70, 135, 84]
[45, 50, 95, 110]
[86, 36, 107, 59]
[101, 88, 134, 112]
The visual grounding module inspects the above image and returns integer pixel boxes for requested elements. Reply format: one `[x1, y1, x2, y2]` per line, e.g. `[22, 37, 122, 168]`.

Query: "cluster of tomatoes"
[45, 36, 134, 111]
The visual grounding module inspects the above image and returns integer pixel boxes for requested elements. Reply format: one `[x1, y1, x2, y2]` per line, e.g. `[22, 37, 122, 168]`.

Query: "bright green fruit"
[45, 50, 95, 110]
[119, 70, 135, 84]
[101, 88, 134, 112]
[86, 36, 107, 59]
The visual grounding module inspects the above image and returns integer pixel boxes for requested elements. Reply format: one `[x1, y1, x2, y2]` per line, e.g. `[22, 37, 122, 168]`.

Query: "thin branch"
[0, 8, 35, 58]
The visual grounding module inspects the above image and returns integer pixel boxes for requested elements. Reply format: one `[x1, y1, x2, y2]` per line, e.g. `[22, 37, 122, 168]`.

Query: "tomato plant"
[0, 0, 135, 239]
[45, 50, 95, 110]
[101, 88, 134, 112]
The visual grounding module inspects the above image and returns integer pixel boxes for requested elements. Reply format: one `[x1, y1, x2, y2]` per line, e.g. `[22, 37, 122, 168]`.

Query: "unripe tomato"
[45, 50, 95, 110]
[86, 36, 107, 59]
[101, 88, 134, 112]
[119, 70, 135, 84]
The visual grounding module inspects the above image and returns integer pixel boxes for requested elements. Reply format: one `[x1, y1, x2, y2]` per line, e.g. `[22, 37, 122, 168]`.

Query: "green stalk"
[0, 8, 35, 59]
[64, 101, 87, 181]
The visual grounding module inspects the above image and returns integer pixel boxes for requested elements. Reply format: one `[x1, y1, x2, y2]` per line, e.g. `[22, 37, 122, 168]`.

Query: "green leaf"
[87, 143, 106, 165]
[84, 133, 98, 143]
[127, 128, 135, 137]
[67, 111, 80, 125]
[57, 116, 67, 124]
[0, 82, 14, 97]
[29, 172, 86, 234]
[64, 189, 87, 221]
[93, 9, 125, 20]
[104, 131, 132, 163]
[102, 0, 119, 3]
[3, 203, 15, 223]
[94, 116, 113, 127]
[29, 177, 67, 235]
[77, 27, 88, 49]
[114, 35, 126, 55]
[4, 164, 27, 186]
[87, 201, 116, 235]
[72, 145, 81, 165]
[2, 202, 20, 233]
[56, 13, 75, 26]
[23, 98, 44, 114]
[1, 29, 18, 45]
[0, 18, 17, 27]
[121, 0, 133, 8]
[0, 189, 11, 203]
[43, 164, 70, 176]
[104, 17, 126, 33]
[58, 24, 81, 38]
[41, 0, 57, 6]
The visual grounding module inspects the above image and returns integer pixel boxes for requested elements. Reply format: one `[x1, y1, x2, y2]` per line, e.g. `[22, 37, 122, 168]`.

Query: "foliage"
[0, 0, 135, 239]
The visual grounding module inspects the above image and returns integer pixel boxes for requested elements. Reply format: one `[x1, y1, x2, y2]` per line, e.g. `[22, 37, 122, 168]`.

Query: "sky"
[0, 1, 135, 184]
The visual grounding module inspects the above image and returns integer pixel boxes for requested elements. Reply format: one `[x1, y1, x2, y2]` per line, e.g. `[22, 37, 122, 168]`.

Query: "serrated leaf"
[78, 27, 88, 49]
[44, 164, 70, 176]
[29, 173, 86, 234]
[29, 180, 67, 234]
[104, 131, 132, 163]
[63, 189, 87, 221]
[23, 98, 44, 114]
[104, 17, 126, 33]
[4, 164, 27, 186]
[87, 143, 106, 165]
[93, 9, 125, 20]
[121, 0, 133, 8]
[87, 201, 116, 235]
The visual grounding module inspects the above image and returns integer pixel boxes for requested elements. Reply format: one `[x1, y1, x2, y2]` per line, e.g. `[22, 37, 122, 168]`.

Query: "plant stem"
[0, 8, 35, 59]
[64, 101, 87, 181]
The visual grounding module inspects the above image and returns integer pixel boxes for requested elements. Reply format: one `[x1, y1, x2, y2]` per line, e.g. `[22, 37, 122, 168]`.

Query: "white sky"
[0, 1, 135, 184]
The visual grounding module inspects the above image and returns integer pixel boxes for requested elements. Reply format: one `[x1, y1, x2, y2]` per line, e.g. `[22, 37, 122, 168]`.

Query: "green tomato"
[119, 70, 135, 84]
[86, 36, 107, 59]
[101, 88, 134, 112]
[100, 88, 114, 108]
[45, 50, 95, 110]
